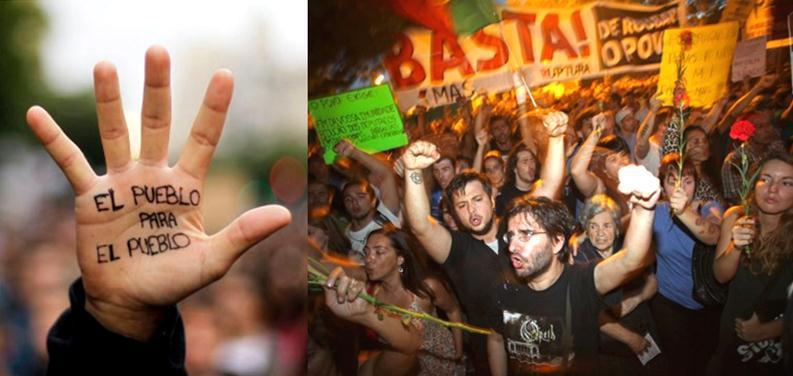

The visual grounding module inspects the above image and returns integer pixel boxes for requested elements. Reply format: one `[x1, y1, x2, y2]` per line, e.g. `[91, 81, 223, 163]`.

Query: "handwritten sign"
[657, 22, 739, 108]
[731, 37, 767, 82]
[92, 184, 198, 264]
[309, 85, 407, 164]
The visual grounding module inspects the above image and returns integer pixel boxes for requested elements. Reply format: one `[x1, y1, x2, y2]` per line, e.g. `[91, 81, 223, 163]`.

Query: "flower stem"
[308, 256, 492, 335]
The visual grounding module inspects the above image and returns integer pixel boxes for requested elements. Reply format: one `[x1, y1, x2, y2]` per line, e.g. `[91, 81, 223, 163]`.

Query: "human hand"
[629, 188, 661, 211]
[543, 111, 568, 137]
[731, 215, 756, 248]
[625, 332, 650, 354]
[669, 186, 690, 215]
[735, 313, 767, 342]
[402, 141, 440, 171]
[25, 46, 291, 341]
[393, 156, 406, 178]
[334, 139, 357, 158]
[475, 127, 490, 146]
[324, 267, 371, 322]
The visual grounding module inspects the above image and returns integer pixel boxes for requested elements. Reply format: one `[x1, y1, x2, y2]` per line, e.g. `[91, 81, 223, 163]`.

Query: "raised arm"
[335, 139, 400, 214]
[595, 188, 660, 295]
[531, 111, 568, 200]
[713, 206, 750, 284]
[570, 117, 605, 198]
[402, 141, 453, 264]
[635, 96, 661, 159]
[700, 95, 728, 134]
[473, 125, 490, 173]
[39, 47, 292, 373]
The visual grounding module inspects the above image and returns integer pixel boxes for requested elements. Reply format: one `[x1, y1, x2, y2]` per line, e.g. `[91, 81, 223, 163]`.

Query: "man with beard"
[496, 144, 540, 215]
[487, 188, 660, 375]
[336, 139, 401, 260]
[402, 111, 569, 374]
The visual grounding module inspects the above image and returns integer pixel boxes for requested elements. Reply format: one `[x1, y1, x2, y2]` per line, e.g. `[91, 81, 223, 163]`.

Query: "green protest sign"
[309, 85, 407, 164]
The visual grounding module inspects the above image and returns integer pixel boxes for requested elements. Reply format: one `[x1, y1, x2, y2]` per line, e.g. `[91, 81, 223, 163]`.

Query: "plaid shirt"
[721, 146, 761, 206]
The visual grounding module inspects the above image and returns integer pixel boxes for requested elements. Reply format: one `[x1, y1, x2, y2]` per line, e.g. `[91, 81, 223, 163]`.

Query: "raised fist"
[543, 111, 568, 137]
[628, 188, 661, 211]
[402, 141, 440, 171]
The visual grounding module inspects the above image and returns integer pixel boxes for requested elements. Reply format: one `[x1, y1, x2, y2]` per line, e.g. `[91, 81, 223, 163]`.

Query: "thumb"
[207, 205, 291, 280]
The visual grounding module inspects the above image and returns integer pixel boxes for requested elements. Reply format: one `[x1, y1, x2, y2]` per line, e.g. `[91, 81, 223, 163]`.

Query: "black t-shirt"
[573, 239, 657, 356]
[712, 259, 793, 374]
[441, 230, 516, 328]
[491, 263, 604, 375]
[496, 183, 530, 216]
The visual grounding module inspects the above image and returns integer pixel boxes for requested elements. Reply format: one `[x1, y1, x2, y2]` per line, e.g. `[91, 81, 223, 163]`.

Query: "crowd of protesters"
[308, 67, 793, 375]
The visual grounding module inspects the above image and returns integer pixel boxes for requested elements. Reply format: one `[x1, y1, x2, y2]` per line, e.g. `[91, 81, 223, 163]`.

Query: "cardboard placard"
[309, 85, 407, 164]
[657, 23, 739, 108]
[731, 37, 767, 82]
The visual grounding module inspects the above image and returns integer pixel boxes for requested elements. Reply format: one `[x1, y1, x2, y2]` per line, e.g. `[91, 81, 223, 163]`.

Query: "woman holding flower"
[325, 226, 466, 375]
[649, 153, 723, 376]
[709, 152, 793, 375]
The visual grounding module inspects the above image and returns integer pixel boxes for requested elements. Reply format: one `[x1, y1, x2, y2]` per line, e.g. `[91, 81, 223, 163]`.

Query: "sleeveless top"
[374, 289, 465, 375]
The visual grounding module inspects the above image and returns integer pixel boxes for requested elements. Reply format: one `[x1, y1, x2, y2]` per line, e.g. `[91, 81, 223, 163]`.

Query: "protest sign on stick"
[309, 85, 407, 164]
[657, 22, 739, 108]
[731, 36, 767, 82]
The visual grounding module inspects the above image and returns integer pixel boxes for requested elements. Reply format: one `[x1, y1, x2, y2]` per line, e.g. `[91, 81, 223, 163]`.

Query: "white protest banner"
[731, 37, 767, 82]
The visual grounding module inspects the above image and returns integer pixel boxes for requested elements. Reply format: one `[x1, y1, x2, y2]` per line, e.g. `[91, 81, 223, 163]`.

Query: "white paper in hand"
[637, 333, 661, 365]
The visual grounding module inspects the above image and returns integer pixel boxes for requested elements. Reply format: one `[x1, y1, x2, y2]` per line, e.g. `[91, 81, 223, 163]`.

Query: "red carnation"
[729, 120, 756, 142]
[679, 30, 693, 50]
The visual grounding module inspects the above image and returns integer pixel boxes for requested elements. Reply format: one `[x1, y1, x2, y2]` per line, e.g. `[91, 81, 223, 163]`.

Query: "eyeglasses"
[502, 229, 546, 244]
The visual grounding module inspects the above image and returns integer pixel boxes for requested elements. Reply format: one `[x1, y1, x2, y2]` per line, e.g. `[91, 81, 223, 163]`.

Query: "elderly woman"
[710, 152, 793, 375]
[573, 195, 662, 374]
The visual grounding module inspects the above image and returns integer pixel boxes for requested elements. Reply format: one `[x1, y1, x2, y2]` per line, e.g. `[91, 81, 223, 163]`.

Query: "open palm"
[26, 46, 291, 340]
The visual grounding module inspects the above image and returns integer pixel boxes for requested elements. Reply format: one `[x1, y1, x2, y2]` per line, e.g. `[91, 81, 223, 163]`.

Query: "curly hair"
[504, 196, 578, 263]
